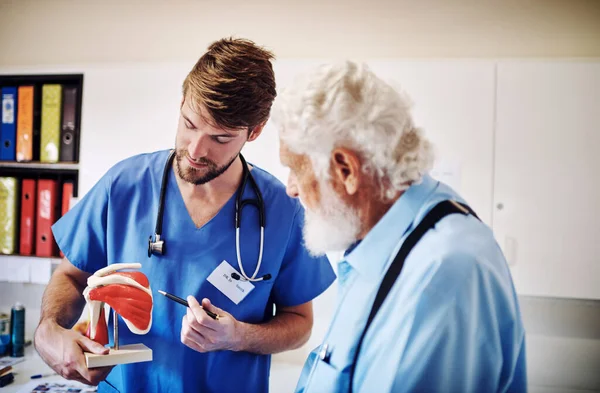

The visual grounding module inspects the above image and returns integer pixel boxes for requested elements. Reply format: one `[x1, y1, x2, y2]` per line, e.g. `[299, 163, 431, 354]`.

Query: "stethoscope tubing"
[149, 150, 270, 282]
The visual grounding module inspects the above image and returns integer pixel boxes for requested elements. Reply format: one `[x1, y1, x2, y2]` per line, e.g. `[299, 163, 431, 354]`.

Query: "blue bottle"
[0, 313, 9, 356]
[10, 302, 25, 357]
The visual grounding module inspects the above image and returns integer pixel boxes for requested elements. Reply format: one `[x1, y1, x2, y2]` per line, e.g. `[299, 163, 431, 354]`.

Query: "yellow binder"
[41, 84, 62, 163]
[0, 177, 18, 254]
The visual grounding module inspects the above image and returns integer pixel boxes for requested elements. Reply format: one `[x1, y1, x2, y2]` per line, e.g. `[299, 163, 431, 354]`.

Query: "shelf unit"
[0, 73, 83, 197]
[0, 73, 83, 282]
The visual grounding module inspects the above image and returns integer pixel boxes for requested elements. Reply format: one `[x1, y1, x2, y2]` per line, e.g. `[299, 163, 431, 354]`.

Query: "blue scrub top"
[52, 150, 336, 393]
[296, 175, 527, 393]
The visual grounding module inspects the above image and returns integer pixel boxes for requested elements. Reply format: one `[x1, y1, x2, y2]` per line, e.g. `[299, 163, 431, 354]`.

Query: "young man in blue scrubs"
[33, 38, 336, 393]
[273, 62, 527, 392]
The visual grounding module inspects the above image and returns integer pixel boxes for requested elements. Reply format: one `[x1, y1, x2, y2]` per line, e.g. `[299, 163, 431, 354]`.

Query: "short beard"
[175, 149, 239, 185]
[302, 180, 361, 257]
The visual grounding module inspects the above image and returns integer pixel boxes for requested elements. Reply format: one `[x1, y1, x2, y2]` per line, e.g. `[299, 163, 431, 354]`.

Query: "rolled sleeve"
[52, 174, 111, 274]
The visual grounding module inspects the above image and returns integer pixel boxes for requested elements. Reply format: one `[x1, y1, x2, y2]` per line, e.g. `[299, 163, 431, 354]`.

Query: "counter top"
[1, 347, 95, 393]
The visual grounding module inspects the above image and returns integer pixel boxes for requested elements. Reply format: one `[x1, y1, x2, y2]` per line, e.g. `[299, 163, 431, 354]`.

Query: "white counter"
[2, 346, 303, 393]
[2, 346, 95, 393]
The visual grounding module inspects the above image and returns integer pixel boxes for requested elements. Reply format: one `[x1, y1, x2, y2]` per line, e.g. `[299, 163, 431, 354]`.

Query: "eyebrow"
[182, 113, 237, 138]
[182, 114, 198, 129]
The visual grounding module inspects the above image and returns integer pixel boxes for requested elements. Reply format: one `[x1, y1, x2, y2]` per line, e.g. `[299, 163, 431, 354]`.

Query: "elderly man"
[273, 62, 527, 393]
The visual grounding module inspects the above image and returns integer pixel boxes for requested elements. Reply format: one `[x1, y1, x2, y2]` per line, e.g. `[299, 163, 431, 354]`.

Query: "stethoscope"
[148, 150, 271, 282]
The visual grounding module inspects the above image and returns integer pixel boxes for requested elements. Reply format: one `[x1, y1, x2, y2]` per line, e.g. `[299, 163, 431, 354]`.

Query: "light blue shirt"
[52, 150, 336, 393]
[297, 175, 527, 393]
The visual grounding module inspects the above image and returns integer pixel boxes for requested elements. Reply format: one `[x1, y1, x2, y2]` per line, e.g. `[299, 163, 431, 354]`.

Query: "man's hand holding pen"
[180, 296, 242, 353]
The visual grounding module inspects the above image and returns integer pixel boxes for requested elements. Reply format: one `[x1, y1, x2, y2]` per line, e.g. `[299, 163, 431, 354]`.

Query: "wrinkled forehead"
[279, 142, 307, 168]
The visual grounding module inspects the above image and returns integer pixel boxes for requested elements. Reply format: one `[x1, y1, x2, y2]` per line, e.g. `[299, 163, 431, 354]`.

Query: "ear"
[247, 122, 266, 142]
[331, 148, 361, 195]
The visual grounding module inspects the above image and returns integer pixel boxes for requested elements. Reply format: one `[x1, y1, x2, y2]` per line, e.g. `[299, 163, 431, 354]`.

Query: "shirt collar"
[343, 174, 438, 279]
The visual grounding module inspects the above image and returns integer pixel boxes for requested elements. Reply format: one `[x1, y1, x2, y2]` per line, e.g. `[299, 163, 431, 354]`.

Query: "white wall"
[493, 61, 600, 300]
[2, 58, 599, 393]
[1, 2, 600, 391]
[1, 0, 600, 67]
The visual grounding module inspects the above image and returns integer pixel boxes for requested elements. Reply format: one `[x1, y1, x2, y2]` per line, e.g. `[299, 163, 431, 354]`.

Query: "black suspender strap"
[348, 200, 479, 392]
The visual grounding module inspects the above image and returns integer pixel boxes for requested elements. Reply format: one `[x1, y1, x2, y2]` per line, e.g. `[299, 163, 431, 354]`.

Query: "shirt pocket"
[296, 346, 350, 393]
[308, 359, 351, 393]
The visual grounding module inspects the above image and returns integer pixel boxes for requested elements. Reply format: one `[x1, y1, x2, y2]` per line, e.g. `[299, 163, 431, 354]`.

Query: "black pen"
[157, 290, 219, 320]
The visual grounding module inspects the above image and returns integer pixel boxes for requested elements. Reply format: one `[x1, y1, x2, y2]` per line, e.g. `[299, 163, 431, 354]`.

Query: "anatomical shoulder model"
[82, 263, 154, 368]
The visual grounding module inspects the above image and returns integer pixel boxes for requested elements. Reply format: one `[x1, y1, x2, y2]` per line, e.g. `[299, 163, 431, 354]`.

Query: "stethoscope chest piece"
[148, 234, 165, 257]
[148, 151, 270, 282]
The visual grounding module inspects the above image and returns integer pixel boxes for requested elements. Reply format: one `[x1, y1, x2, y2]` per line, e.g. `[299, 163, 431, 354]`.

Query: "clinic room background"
[0, 0, 599, 392]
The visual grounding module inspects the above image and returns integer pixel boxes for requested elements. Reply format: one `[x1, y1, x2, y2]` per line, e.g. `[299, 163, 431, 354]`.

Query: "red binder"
[19, 179, 36, 255]
[59, 181, 74, 257]
[36, 179, 58, 257]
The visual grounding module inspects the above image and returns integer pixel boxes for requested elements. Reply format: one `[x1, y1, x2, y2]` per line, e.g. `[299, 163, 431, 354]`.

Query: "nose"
[286, 173, 299, 198]
[187, 133, 209, 159]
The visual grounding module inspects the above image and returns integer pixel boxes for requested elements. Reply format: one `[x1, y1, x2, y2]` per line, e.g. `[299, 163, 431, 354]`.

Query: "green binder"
[41, 84, 62, 163]
[0, 177, 18, 254]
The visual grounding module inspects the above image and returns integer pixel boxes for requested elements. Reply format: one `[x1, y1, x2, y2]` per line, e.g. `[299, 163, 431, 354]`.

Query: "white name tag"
[206, 261, 255, 305]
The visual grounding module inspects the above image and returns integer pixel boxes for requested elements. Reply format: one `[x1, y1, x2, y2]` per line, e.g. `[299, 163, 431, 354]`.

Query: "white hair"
[272, 61, 434, 200]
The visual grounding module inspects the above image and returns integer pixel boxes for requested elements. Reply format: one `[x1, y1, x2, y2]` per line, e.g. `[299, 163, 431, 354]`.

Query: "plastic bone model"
[83, 263, 153, 346]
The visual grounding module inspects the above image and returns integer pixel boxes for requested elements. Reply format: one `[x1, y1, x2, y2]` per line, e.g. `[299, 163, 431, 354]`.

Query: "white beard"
[302, 181, 361, 257]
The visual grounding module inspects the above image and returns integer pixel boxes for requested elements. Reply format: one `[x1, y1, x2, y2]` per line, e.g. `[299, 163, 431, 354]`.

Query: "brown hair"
[182, 37, 277, 131]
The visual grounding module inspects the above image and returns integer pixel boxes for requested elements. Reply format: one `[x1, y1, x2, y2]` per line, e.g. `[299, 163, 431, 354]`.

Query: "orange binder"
[59, 181, 74, 257]
[16, 86, 34, 162]
[36, 179, 58, 257]
[19, 179, 36, 255]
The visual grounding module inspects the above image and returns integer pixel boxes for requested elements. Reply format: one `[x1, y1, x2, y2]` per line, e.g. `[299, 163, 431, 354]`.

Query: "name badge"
[207, 261, 255, 305]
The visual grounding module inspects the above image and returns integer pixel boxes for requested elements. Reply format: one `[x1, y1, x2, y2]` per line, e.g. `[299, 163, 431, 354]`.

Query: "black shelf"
[0, 163, 79, 197]
[1, 73, 84, 260]
[0, 161, 79, 170]
[0, 73, 83, 197]
[0, 73, 83, 163]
